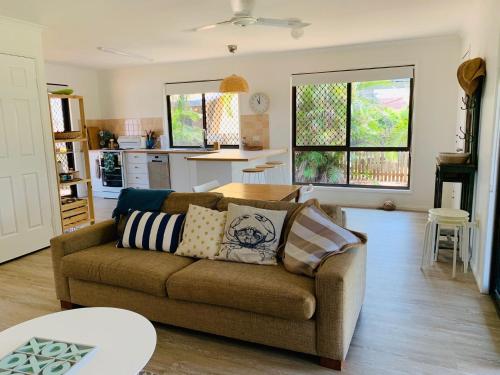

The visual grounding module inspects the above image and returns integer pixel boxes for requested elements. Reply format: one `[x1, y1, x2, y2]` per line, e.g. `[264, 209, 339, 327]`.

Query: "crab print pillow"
[215, 203, 287, 265]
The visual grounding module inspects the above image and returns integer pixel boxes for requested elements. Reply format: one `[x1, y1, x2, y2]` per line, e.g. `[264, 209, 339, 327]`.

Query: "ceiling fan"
[190, 0, 311, 39]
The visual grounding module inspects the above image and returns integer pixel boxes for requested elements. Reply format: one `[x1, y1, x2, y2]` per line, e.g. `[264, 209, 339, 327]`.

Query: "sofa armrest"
[315, 244, 367, 361]
[319, 204, 346, 227]
[50, 219, 117, 301]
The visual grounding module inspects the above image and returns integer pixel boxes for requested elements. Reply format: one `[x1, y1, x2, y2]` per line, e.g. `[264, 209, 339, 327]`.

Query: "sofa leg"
[60, 300, 75, 310]
[319, 357, 343, 371]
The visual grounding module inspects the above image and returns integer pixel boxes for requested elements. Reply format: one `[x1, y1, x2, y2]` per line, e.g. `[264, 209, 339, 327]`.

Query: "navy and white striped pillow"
[117, 210, 185, 253]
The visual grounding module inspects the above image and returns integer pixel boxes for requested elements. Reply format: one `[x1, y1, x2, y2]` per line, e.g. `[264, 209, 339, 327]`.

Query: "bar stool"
[421, 208, 473, 278]
[256, 164, 275, 183]
[242, 168, 266, 184]
[265, 161, 286, 183]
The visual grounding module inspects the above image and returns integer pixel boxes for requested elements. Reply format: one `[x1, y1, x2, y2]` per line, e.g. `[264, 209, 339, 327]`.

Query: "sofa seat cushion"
[61, 242, 195, 297]
[166, 259, 316, 321]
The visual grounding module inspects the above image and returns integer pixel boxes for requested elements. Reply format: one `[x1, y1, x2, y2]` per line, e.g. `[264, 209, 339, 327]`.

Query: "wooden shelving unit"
[48, 93, 95, 232]
[59, 178, 92, 187]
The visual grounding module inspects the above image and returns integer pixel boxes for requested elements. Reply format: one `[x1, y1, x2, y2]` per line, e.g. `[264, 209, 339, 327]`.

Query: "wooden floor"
[1, 205, 499, 374]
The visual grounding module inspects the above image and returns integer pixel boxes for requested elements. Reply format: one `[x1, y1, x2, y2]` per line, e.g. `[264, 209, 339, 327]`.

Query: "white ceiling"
[0, 0, 470, 69]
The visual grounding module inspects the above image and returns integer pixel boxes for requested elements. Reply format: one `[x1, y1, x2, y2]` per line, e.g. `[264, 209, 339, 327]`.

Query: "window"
[292, 67, 414, 188]
[166, 81, 239, 148]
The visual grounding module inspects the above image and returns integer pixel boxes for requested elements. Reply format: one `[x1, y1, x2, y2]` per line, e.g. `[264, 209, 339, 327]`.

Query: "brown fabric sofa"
[50, 193, 366, 371]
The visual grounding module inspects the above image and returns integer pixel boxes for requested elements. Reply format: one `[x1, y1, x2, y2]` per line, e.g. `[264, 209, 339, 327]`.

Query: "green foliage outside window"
[170, 94, 204, 147]
[294, 79, 411, 186]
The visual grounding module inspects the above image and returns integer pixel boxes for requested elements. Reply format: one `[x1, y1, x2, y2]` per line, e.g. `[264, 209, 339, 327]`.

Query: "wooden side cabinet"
[434, 163, 476, 216]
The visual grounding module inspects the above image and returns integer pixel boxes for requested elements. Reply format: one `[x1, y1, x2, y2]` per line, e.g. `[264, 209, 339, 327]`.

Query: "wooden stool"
[256, 164, 275, 183]
[265, 161, 285, 183]
[242, 168, 266, 184]
[421, 208, 474, 278]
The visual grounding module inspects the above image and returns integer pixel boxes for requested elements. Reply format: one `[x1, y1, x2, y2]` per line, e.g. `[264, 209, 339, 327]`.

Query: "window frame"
[292, 77, 414, 190]
[166, 93, 239, 149]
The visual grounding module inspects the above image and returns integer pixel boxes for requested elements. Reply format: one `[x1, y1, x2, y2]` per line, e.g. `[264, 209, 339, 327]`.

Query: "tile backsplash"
[86, 117, 164, 137]
[87, 115, 270, 148]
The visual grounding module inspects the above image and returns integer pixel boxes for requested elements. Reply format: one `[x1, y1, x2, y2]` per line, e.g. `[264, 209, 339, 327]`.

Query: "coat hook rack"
[461, 95, 476, 111]
[456, 126, 473, 144]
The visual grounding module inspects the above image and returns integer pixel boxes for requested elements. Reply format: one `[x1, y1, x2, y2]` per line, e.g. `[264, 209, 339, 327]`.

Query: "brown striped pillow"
[283, 205, 367, 277]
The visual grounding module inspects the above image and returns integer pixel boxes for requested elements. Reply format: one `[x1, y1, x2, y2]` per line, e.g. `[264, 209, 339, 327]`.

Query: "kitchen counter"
[186, 148, 288, 162]
[117, 147, 289, 192]
[123, 148, 217, 154]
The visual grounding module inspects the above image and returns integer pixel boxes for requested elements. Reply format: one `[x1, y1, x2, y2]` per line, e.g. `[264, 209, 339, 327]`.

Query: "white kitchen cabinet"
[168, 153, 196, 192]
[124, 152, 149, 188]
[126, 152, 148, 164]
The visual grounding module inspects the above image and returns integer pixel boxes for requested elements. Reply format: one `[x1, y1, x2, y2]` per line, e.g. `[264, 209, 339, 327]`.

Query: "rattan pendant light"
[220, 45, 249, 93]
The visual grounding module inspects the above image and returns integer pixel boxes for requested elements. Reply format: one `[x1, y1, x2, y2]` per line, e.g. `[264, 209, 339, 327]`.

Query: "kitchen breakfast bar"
[182, 148, 288, 190]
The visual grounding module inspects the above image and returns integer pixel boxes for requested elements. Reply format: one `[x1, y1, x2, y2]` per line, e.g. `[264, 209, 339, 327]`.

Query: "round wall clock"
[249, 92, 270, 114]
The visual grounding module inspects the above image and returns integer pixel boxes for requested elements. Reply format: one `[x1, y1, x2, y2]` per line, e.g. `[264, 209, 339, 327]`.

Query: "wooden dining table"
[210, 182, 301, 202]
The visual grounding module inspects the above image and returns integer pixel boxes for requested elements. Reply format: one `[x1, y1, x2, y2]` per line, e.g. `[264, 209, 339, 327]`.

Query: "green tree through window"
[293, 78, 412, 188]
[167, 92, 239, 148]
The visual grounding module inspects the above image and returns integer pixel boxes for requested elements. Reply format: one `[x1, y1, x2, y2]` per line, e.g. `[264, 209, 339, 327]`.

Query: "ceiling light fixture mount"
[219, 44, 249, 93]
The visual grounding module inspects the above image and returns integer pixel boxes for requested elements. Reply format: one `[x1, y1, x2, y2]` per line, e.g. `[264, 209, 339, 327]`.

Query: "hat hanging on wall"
[220, 45, 249, 93]
[457, 57, 486, 96]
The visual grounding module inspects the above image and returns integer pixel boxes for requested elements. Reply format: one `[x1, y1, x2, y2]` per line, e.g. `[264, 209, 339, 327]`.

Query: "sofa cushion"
[284, 204, 366, 277]
[162, 192, 223, 214]
[215, 203, 287, 265]
[61, 241, 195, 297]
[216, 197, 303, 246]
[166, 259, 316, 321]
[176, 204, 227, 259]
[117, 210, 185, 253]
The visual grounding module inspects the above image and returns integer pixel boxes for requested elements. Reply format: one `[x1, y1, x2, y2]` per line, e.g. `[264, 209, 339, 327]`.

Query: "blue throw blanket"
[112, 188, 174, 222]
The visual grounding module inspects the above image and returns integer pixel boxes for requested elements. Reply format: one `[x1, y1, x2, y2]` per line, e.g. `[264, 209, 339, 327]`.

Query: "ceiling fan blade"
[255, 18, 310, 29]
[231, 0, 255, 16]
[189, 20, 231, 32]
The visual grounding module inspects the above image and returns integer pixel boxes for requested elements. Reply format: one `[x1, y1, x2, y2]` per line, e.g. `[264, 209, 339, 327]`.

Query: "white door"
[0, 53, 54, 262]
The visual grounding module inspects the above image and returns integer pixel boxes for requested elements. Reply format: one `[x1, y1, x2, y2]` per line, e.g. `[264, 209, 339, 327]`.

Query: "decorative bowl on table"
[437, 152, 470, 164]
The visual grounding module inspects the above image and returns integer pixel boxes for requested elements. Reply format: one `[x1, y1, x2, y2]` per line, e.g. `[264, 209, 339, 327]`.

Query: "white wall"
[459, 0, 500, 292]
[0, 16, 60, 235]
[98, 35, 461, 211]
[44, 62, 102, 119]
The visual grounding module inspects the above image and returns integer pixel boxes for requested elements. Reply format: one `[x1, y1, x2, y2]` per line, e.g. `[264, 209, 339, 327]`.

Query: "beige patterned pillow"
[284, 205, 367, 277]
[176, 204, 227, 259]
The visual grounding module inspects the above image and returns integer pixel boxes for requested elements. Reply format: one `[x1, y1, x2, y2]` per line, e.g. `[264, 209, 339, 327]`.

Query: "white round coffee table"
[0, 307, 156, 374]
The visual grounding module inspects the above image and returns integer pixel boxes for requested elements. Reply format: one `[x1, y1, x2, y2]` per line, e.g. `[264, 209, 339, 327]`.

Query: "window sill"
[313, 185, 413, 194]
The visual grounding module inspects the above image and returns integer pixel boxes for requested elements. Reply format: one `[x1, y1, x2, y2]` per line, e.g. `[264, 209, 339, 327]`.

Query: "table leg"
[460, 178, 468, 212]
[463, 223, 470, 273]
[452, 227, 458, 278]
[434, 169, 442, 208]
[434, 178, 443, 208]
[466, 172, 475, 216]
